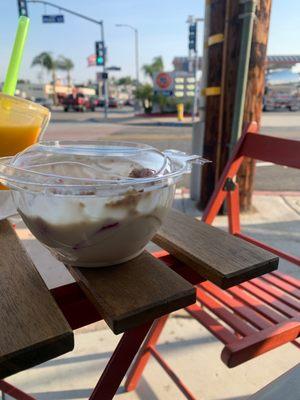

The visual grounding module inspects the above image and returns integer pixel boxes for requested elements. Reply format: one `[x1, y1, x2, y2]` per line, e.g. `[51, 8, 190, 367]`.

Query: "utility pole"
[199, 0, 226, 209]
[238, 0, 272, 211]
[199, 0, 272, 212]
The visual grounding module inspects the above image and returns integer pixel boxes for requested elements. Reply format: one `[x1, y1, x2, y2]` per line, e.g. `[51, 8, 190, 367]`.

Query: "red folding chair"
[125, 122, 300, 399]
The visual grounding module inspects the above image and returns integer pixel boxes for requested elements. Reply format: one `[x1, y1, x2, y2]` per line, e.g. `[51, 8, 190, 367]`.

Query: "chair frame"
[125, 122, 300, 399]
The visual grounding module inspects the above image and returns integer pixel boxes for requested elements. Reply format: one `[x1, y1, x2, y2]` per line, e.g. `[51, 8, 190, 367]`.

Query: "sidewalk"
[5, 192, 300, 400]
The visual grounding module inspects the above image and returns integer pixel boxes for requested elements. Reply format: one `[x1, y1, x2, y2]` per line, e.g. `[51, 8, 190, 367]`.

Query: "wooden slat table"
[68, 251, 196, 334]
[0, 208, 279, 400]
[154, 209, 279, 288]
[0, 221, 74, 380]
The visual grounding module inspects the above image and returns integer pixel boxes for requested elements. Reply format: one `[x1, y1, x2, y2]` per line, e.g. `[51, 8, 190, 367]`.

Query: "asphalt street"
[45, 108, 300, 192]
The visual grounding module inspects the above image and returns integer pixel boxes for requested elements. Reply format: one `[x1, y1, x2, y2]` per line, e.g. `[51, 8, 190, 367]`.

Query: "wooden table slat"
[0, 220, 74, 379]
[154, 209, 279, 288]
[69, 251, 196, 334]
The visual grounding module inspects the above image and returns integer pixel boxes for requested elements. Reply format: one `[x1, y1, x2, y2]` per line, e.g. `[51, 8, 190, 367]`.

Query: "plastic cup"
[0, 94, 50, 189]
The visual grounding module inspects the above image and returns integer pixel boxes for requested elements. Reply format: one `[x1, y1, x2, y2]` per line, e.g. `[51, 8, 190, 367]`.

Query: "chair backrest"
[202, 121, 300, 267]
[241, 133, 300, 169]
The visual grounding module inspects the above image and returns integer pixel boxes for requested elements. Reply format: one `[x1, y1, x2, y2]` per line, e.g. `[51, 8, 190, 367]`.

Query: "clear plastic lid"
[0, 140, 209, 196]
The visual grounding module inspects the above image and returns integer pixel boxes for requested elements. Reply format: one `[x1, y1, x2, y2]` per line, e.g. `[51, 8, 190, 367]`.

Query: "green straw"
[3, 16, 30, 96]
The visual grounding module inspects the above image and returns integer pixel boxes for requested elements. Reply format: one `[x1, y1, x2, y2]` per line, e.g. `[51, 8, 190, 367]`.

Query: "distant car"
[63, 93, 95, 112]
[264, 69, 300, 112]
[90, 96, 102, 108]
[118, 99, 125, 107]
[34, 97, 53, 110]
[97, 97, 105, 107]
[124, 99, 135, 107]
[108, 97, 119, 108]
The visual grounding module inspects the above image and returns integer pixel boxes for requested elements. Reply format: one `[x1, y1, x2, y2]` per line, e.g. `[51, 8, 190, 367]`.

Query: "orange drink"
[0, 94, 50, 188]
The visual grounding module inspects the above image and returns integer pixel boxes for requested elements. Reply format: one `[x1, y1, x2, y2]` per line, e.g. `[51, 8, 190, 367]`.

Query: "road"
[45, 108, 300, 192]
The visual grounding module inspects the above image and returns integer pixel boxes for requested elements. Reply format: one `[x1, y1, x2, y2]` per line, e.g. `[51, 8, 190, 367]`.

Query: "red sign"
[155, 73, 173, 90]
[87, 54, 96, 67]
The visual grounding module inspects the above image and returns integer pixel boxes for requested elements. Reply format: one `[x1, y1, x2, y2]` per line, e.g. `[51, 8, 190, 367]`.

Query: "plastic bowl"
[0, 141, 208, 267]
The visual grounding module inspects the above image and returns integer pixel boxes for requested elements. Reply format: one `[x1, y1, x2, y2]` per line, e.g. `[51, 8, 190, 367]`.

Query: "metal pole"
[134, 28, 140, 112]
[135, 29, 139, 87]
[190, 13, 207, 200]
[115, 24, 140, 112]
[192, 44, 198, 122]
[191, 18, 204, 122]
[27, 0, 102, 25]
[229, 0, 257, 147]
[101, 22, 108, 119]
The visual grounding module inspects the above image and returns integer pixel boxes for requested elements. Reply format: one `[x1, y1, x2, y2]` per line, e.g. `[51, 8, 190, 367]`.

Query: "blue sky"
[0, 0, 299, 84]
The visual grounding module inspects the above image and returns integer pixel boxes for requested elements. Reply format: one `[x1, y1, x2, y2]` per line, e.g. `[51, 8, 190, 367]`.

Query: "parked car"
[63, 93, 95, 112]
[89, 96, 102, 108]
[124, 99, 135, 107]
[108, 97, 119, 108]
[34, 97, 53, 110]
[264, 69, 300, 111]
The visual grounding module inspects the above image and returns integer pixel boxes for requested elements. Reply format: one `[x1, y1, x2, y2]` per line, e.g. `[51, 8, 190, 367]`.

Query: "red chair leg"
[0, 381, 35, 400]
[125, 315, 169, 392]
[89, 321, 153, 400]
[227, 184, 241, 235]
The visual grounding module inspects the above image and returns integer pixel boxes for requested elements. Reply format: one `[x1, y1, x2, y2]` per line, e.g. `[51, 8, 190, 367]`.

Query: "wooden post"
[199, 0, 226, 209]
[238, 0, 272, 211]
[199, 0, 272, 212]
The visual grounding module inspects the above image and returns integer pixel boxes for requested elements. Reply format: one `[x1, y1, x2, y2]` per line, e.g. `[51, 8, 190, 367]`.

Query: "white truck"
[264, 69, 300, 111]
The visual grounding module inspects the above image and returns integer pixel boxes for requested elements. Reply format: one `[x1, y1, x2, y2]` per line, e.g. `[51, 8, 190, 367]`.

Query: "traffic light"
[95, 41, 105, 66]
[17, 0, 28, 17]
[189, 23, 197, 51]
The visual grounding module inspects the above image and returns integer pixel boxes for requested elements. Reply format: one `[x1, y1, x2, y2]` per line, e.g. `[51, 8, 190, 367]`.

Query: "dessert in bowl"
[0, 141, 208, 267]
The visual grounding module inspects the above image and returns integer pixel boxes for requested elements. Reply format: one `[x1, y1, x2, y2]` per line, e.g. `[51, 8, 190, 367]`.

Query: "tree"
[116, 76, 133, 86]
[57, 56, 74, 87]
[32, 52, 59, 103]
[142, 56, 164, 80]
[135, 83, 153, 113]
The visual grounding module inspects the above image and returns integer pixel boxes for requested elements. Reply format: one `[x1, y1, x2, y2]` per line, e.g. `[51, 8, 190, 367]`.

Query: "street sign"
[87, 54, 96, 67]
[106, 66, 121, 71]
[42, 15, 65, 23]
[155, 72, 173, 90]
[154, 71, 195, 98]
[96, 72, 108, 81]
[153, 72, 174, 97]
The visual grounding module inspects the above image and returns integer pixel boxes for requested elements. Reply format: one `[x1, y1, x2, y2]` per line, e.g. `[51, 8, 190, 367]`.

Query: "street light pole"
[134, 28, 140, 89]
[100, 22, 108, 119]
[116, 24, 140, 110]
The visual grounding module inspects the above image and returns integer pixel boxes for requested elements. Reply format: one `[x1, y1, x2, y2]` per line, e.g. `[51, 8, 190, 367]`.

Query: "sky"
[0, 0, 299, 84]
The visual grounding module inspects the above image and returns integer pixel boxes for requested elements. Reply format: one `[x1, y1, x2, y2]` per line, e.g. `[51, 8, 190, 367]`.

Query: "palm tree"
[116, 76, 133, 86]
[32, 52, 59, 103]
[142, 56, 164, 80]
[57, 56, 74, 87]
[135, 83, 153, 113]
